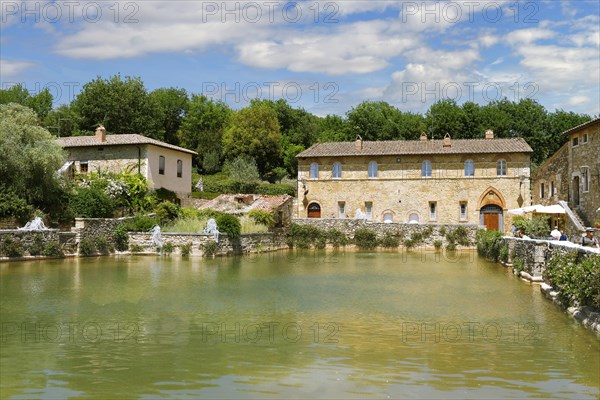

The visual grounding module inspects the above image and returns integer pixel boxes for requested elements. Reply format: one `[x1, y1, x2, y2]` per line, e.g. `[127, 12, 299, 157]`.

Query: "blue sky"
[1, 0, 599, 117]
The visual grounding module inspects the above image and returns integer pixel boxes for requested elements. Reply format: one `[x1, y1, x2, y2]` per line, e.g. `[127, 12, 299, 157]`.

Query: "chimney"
[95, 125, 106, 143]
[443, 133, 452, 147]
[355, 135, 363, 151]
[420, 132, 427, 141]
[485, 129, 494, 140]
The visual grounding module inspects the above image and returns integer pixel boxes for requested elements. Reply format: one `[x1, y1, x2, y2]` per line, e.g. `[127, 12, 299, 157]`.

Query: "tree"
[426, 99, 467, 139]
[223, 156, 260, 183]
[346, 101, 403, 140]
[0, 103, 68, 218]
[222, 102, 282, 178]
[0, 84, 53, 118]
[148, 87, 189, 144]
[72, 74, 155, 135]
[43, 104, 84, 137]
[317, 114, 349, 142]
[178, 94, 231, 171]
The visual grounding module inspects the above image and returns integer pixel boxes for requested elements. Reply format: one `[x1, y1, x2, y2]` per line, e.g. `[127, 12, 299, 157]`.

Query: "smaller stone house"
[533, 118, 600, 228]
[198, 194, 294, 228]
[57, 126, 197, 205]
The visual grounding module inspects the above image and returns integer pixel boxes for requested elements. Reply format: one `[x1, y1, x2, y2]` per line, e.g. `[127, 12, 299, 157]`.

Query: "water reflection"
[1, 252, 598, 399]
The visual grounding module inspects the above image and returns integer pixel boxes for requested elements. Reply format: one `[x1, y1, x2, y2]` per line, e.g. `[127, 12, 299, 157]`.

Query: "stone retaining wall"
[128, 232, 288, 256]
[293, 218, 479, 247]
[0, 229, 60, 257]
[504, 237, 599, 279]
[72, 217, 133, 240]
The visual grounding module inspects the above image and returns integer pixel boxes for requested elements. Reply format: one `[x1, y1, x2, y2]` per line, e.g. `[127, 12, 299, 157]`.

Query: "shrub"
[216, 214, 241, 240]
[197, 209, 225, 220]
[96, 236, 113, 254]
[0, 237, 24, 258]
[446, 242, 457, 251]
[403, 239, 416, 250]
[130, 244, 143, 253]
[154, 201, 181, 225]
[354, 228, 378, 250]
[120, 214, 158, 232]
[410, 232, 423, 243]
[513, 215, 550, 238]
[79, 238, 96, 256]
[248, 210, 275, 227]
[239, 215, 269, 234]
[180, 242, 192, 257]
[499, 245, 509, 263]
[0, 189, 33, 223]
[255, 183, 296, 196]
[422, 227, 433, 238]
[161, 241, 174, 255]
[433, 240, 443, 250]
[28, 234, 45, 256]
[155, 188, 178, 203]
[476, 229, 505, 261]
[453, 226, 471, 246]
[326, 229, 349, 247]
[513, 259, 525, 275]
[113, 225, 129, 251]
[287, 223, 327, 248]
[201, 240, 219, 257]
[42, 241, 64, 257]
[223, 156, 260, 183]
[380, 233, 400, 248]
[315, 237, 327, 249]
[544, 252, 600, 308]
[70, 187, 115, 218]
[439, 227, 447, 236]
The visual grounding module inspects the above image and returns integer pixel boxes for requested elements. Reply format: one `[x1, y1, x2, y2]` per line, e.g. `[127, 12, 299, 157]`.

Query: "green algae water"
[1, 251, 599, 399]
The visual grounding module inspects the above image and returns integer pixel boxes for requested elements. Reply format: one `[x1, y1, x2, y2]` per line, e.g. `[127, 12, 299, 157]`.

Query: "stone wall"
[72, 217, 133, 240]
[0, 229, 60, 257]
[0, 218, 19, 230]
[504, 237, 599, 279]
[293, 218, 479, 247]
[128, 232, 288, 256]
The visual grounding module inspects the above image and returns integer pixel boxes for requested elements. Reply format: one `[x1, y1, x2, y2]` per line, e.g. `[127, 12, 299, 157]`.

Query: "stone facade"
[0, 229, 60, 257]
[297, 136, 532, 234]
[293, 218, 479, 247]
[72, 217, 131, 241]
[533, 118, 600, 228]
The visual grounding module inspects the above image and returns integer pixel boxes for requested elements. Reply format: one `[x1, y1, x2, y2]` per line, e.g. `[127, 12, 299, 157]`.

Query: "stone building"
[533, 118, 600, 228]
[57, 126, 197, 205]
[296, 132, 533, 232]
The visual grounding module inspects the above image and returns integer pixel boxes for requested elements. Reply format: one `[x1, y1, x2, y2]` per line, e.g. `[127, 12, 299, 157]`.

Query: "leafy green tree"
[223, 156, 260, 183]
[317, 114, 349, 142]
[148, 87, 189, 144]
[72, 74, 155, 135]
[346, 101, 402, 140]
[0, 103, 68, 217]
[426, 99, 467, 139]
[0, 84, 53, 118]
[222, 102, 282, 178]
[70, 187, 115, 218]
[44, 104, 84, 137]
[546, 110, 591, 156]
[179, 94, 231, 171]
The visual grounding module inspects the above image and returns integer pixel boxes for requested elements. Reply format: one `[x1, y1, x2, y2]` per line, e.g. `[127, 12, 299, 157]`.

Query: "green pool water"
[1, 250, 598, 399]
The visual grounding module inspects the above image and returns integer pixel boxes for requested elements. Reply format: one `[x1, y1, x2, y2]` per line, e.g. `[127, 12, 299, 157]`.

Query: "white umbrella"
[507, 205, 538, 215]
[535, 204, 565, 214]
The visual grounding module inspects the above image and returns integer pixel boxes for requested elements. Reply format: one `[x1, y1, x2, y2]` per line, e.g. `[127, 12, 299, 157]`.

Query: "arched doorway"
[307, 203, 321, 218]
[572, 176, 580, 207]
[480, 205, 503, 231]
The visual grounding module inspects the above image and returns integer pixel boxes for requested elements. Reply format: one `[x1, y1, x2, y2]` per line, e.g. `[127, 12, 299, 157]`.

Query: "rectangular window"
[582, 167, 589, 192]
[338, 202, 345, 219]
[496, 159, 507, 176]
[332, 162, 342, 179]
[309, 163, 319, 179]
[368, 161, 378, 178]
[550, 181, 555, 197]
[177, 160, 183, 178]
[464, 160, 474, 177]
[422, 160, 432, 177]
[460, 202, 467, 221]
[365, 202, 373, 221]
[80, 161, 88, 173]
[582, 133, 588, 143]
[540, 182, 545, 198]
[159, 156, 165, 175]
[572, 137, 579, 147]
[429, 201, 437, 221]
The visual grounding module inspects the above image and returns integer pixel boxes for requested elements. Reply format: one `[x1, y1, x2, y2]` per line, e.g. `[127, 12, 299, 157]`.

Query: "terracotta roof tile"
[56, 134, 197, 155]
[197, 194, 292, 214]
[297, 138, 532, 158]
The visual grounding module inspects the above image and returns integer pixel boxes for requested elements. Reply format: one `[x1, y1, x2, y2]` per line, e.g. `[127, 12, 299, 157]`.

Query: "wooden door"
[484, 213, 499, 231]
[307, 203, 321, 218]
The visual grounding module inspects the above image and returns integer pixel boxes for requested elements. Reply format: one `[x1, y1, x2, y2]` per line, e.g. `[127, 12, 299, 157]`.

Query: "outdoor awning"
[507, 204, 565, 215]
[58, 161, 74, 174]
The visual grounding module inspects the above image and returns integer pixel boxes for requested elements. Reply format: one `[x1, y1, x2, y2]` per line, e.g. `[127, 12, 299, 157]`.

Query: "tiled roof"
[197, 194, 292, 214]
[562, 117, 600, 136]
[296, 138, 532, 158]
[56, 134, 197, 155]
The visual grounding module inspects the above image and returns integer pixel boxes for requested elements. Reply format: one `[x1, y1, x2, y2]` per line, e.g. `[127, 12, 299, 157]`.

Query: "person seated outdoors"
[580, 228, 599, 248]
[550, 226, 561, 240]
[517, 229, 531, 240]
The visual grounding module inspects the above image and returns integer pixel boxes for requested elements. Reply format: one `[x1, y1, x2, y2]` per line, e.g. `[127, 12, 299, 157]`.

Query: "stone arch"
[307, 202, 322, 218]
[381, 209, 396, 223]
[477, 187, 506, 210]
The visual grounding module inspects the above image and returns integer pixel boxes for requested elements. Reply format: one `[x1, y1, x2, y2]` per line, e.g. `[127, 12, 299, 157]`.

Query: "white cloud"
[0, 60, 34, 80]
[505, 28, 556, 45]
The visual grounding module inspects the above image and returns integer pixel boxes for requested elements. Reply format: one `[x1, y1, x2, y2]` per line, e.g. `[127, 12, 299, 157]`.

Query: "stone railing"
[293, 218, 479, 247]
